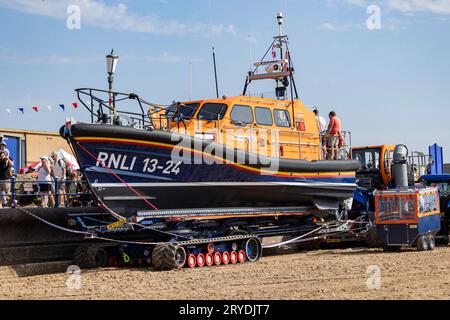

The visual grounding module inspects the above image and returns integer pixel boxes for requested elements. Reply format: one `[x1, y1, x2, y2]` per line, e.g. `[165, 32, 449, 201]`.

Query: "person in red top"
[326, 111, 342, 160]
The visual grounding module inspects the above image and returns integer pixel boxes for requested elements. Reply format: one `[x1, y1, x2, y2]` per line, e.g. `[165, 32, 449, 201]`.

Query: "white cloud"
[340, 0, 450, 15]
[319, 21, 359, 31]
[387, 0, 450, 15]
[0, 0, 237, 36]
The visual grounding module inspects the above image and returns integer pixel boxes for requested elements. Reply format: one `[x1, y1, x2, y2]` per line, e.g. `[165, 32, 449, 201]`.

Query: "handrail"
[0, 177, 94, 208]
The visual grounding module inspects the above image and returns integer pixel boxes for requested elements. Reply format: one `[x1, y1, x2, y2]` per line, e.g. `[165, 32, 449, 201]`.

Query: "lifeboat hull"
[62, 124, 359, 217]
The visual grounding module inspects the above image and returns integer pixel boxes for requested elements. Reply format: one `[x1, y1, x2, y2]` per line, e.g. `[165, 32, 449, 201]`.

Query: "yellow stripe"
[74, 136, 355, 177]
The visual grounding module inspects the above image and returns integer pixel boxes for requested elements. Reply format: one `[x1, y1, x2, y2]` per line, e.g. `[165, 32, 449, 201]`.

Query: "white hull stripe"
[91, 182, 356, 188]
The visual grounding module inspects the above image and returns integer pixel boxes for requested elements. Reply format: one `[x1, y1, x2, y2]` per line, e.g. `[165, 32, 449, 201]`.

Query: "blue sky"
[0, 0, 449, 159]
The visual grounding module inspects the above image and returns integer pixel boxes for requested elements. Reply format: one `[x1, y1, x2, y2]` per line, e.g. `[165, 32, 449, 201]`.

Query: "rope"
[261, 221, 368, 248]
[17, 207, 183, 245]
[76, 141, 159, 211]
[262, 225, 325, 248]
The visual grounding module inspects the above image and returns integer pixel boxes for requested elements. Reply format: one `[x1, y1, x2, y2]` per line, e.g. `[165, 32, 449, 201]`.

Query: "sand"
[1, 246, 449, 300]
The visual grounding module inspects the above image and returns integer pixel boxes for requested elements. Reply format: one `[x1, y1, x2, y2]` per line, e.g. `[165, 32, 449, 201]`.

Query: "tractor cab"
[351, 145, 429, 191]
[351, 145, 395, 190]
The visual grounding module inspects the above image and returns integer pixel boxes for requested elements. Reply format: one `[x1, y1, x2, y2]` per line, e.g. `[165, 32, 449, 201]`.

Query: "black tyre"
[417, 235, 429, 251]
[427, 234, 436, 251]
[365, 227, 382, 248]
[152, 243, 186, 271]
[73, 245, 108, 269]
[245, 237, 262, 262]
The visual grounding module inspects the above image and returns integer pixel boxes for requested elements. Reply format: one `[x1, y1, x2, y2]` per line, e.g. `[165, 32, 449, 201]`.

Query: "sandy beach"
[1, 246, 449, 300]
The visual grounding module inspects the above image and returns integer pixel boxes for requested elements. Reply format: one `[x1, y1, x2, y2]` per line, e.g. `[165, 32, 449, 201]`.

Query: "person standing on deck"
[326, 111, 342, 160]
[313, 108, 327, 159]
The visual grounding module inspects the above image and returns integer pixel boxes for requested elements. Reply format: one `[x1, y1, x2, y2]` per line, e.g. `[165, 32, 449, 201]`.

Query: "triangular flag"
[18, 107, 24, 114]
[59, 104, 65, 112]
[46, 105, 52, 111]
[32, 106, 39, 112]
[5, 109, 11, 114]
[72, 102, 78, 109]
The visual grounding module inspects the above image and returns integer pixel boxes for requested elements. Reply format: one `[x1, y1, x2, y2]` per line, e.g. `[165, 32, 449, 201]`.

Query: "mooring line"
[76, 141, 159, 211]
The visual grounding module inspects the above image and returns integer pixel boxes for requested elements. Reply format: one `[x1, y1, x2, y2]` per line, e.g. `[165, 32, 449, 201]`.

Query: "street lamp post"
[106, 49, 119, 121]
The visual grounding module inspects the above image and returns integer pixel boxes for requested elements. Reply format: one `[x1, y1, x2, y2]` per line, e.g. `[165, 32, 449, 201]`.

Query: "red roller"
[222, 251, 230, 265]
[214, 252, 222, 265]
[207, 243, 215, 253]
[230, 251, 238, 264]
[238, 250, 246, 263]
[187, 254, 197, 268]
[205, 253, 214, 266]
[197, 253, 205, 267]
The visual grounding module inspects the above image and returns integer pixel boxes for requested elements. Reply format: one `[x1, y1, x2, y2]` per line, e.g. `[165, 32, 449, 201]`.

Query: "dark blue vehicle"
[420, 174, 450, 244]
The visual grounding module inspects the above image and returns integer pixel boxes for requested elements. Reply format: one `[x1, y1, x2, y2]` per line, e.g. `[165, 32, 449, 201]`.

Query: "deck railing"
[0, 177, 94, 208]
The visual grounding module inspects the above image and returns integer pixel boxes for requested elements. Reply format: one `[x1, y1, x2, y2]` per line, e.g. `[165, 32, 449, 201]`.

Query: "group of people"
[36, 152, 80, 207]
[313, 108, 343, 160]
[0, 133, 90, 208]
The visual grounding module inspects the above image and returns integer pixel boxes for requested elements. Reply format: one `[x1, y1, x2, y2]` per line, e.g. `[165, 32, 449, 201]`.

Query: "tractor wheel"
[365, 226, 382, 248]
[427, 234, 436, 251]
[73, 245, 108, 269]
[417, 235, 429, 251]
[151, 243, 186, 271]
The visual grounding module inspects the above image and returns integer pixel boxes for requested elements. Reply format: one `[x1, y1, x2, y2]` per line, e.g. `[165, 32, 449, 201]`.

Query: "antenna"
[277, 12, 283, 37]
[208, 0, 220, 98]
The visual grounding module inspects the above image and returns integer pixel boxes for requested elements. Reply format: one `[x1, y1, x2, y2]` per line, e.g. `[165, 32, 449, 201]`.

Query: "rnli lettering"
[96, 152, 181, 175]
[96, 152, 137, 171]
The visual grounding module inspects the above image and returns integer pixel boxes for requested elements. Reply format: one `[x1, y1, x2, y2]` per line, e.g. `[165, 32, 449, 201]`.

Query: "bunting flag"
[272, 45, 277, 59]
[3, 101, 80, 115]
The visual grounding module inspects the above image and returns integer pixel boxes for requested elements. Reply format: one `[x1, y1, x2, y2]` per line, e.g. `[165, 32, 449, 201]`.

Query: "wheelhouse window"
[230, 105, 253, 125]
[165, 103, 199, 120]
[255, 107, 273, 126]
[352, 148, 381, 172]
[274, 109, 291, 127]
[197, 103, 228, 121]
